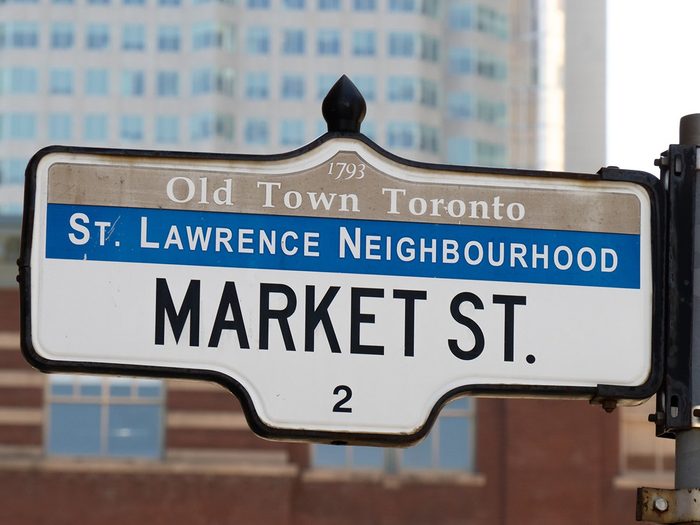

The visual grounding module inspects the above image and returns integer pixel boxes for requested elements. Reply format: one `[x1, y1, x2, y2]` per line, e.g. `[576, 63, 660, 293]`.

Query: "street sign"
[19, 79, 664, 444]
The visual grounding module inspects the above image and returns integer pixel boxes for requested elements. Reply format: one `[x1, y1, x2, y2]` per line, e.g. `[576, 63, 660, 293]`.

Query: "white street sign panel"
[20, 137, 662, 443]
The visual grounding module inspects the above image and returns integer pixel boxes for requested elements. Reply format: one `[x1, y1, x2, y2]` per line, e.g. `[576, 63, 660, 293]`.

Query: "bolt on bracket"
[637, 487, 700, 523]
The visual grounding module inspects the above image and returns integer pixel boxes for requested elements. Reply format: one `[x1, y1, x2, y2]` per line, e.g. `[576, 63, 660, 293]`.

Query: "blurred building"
[0, 1, 672, 524]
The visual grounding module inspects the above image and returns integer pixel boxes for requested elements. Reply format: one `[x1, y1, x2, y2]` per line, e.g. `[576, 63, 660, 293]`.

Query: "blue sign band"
[45, 204, 641, 289]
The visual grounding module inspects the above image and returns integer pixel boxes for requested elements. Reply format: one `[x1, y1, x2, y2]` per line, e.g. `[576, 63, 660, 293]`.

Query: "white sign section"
[21, 138, 660, 443]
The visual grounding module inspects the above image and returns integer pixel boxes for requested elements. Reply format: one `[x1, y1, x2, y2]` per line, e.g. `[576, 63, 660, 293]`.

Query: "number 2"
[332, 385, 352, 413]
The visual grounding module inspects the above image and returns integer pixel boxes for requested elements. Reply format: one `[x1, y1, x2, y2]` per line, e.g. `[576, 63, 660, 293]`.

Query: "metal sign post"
[637, 115, 700, 523]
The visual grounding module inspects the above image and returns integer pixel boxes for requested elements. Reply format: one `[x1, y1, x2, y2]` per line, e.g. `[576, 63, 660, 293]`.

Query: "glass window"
[246, 27, 269, 55]
[0, 158, 27, 184]
[447, 137, 473, 164]
[51, 23, 74, 49]
[191, 112, 213, 141]
[420, 34, 439, 62]
[449, 2, 472, 29]
[121, 70, 145, 96]
[419, 125, 438, 154]
[49, 68, 74, 95]
[283, 0, 303, 8]
[352, 30, 375, 56]
[388, 32, 414, 57]
[475, 140, 506, 166]
[216, 114, 235, 141]
[123, 24, 145, 51]
[157, 26, 180, 52]
[245, 72, 269, 99]
[53, 0, 75, 4]
[244, 118, 268, 145]
[120, 115, 144, 141]
[159, 0, 180, 6]
[421, 0, 438, 17]
[389, 0, 414, 11]
[156, 115, 179, 144]
[318, 0, 339, 9]
[5, 67, 38, 94]
[193, 21, 217, 49]
[281, 74, 304, 100]
[85, 69, 109, 95]
[386, 121, 417, 149]
[282, 29, 305, 55]
[86, 24, 110, 50]
[280, 119, 304, 146]
[247, 0, 269, 6]
[9, 113, 35, 139]
[10, 22, 39, 48]
[419, 78, 438, 107]
[317, 29, 340, 55]
[449, 48, 472, 74]
[88, 0, 110, 5]
[317, 74, 336, 100]
[353, 0, 374, 10]
[84, 114, 108, 141]
[216, 68, 235, 97]
[157, 71, 179, 96]
[192, 67, 213, 94]
[314, 399, 475, 471]
[124, 0, 145, 5]
[448, 92, 472, 119]
[387, 76, 415, 102]
[47, 375, 164, 459]
[352, 75, 375, 101]
[49, 113, 72, 141]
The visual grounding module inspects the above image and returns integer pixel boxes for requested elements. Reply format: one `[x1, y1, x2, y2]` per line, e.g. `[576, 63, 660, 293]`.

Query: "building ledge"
[0, 445, 298, 477]
[303, 468, 486, 488]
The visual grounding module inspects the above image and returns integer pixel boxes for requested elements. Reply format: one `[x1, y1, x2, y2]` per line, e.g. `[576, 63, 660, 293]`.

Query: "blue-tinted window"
[85, 69, 109, 95]
[352, 75, 375, 101]
[121, 70, 145, 96]
[159, 0, 180, 5]
[389, 0, 414, 11]
[157, 71, 179, 96]
[50, 69, 74, 95]
[419, 125, 438, 153]
[314, 399, 475, 471]
[449, 3, 472, 29]
[420, 78, 438, 107]
[317, 29, 340, 55]
[387, 122, 416, 149]
[86, 24, 110, 49]
[247, 0, 269, 6]
[156, 116, 178, 143]
[420, 34, 439, 62]
[282, 29, 305, 55]
[245, 119, 268, 145]
[51, 23, 74, 49]
[9, 113, 35, 139]
[280, 119, 304, 146]
[157, 26, 180, 51]
[246, 27, 269, 55]
[283, 0, 304, 8]
[193, 22, 217, 49]
[47, 376, 163, 459]
[447, 137, 473, 164]
[192, 67, 213, 94]
[49, 113, 72, 141]
[448, 92, 472, 119]
[4, 67, 37, 94]
[449, 48, 472, 74]
[388, 32, 414, 57]
[0, 158, 27, 184]
[217, 68, 236, 97]
[122, 24, 145, 51]
[353, 0, 374, 10]
[421, 0, 438, 16]
[387, 76, 415, 102]
[53, 0, 75, 4]
[318, 0, 339, 9]
[120, 115, 144, 141]
[9, 22, 39, 48]
[191, 112, 213, 140]
[84, 114, 108, 141]
[245, 72, 269, 99]
[476, 51, 507, 80]
[352, 30, 375, 56]
[317, 74, 336, 100]
[88, 0, 110, 5]
[124, 0, 145, 5]
[475, 140, 506, 166]
[281, 74, 304, 100]
[476, 98, 506, 126]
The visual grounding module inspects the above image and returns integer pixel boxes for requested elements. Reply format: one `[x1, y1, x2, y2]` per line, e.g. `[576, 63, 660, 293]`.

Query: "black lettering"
[448, 292, 484, 360]
[393, 289, 427, 357]
[207, 281, 250, 349]
[493, 294, 527, 362]
[305, 285, 341, 353]
[350, 287, 384, 355]
[155, 278, 200, 347]
[259, 283, 297, 351]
